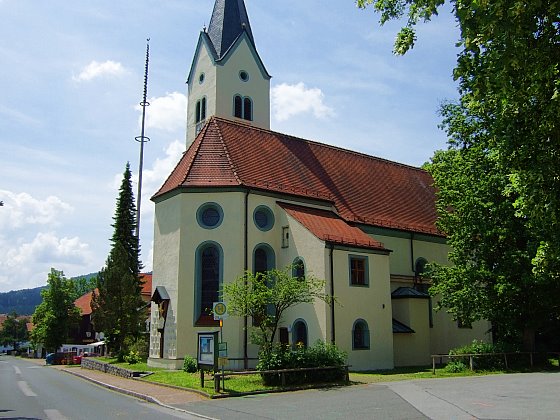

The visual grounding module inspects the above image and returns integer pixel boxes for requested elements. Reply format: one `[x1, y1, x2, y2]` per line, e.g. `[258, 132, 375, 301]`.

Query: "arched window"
[243, 97, 252, 120]
[352, 319, 370, 350]
[195, 97, 207, 123]
[253, 244, 275, 274]
[195, 242, 222, 325]
[195, 97, 207, 135]
[201, 97, 207, 120]
[292, 258, 305, 280]
[415, 257, 428, 277]
[234, 95, 243, 119]
[293, 319, 308, 348]
[233, 94, 253, 121]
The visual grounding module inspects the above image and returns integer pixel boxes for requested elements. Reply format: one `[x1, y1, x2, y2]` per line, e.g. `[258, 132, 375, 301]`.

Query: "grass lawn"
[91, 357, 280, 396]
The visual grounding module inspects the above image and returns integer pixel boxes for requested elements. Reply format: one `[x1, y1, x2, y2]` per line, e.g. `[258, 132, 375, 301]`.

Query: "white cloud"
[0, 190, 73, 231]
[140, 140, 185, 197]
[112, 139, 184, 196]
[73, 60, 127, 82]
[271, 82, 335, 122]
[137, 92, 187, 132]
[0, 232, 93, 291]
[0, 190, 95, 291]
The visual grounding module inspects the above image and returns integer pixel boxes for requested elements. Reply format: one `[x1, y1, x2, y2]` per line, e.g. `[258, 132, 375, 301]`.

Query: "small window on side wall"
[292, 258, 305, 280]
[292, 319, 308, 348]
[352, 319, 370, 350]
[349, 255, 368, 286]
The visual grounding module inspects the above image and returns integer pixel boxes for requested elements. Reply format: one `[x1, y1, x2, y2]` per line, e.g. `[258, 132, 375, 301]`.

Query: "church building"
[148, 0, 490, 371]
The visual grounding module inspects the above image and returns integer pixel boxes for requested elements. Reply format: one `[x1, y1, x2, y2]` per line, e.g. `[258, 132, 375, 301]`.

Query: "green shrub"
[183, 355, 198, 373]
[444, 360, 468, 373]
[123, 350, 141, 365]
[257, 341, 347, 386]
[449, 340, 505, 370]
[128, 335, 150, 361]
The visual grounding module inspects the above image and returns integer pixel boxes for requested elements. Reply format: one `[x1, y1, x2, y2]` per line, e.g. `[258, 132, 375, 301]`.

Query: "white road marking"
[17, 380, 37, 397]
[44, 409, 69, 420]
[13, 365, 22, 374]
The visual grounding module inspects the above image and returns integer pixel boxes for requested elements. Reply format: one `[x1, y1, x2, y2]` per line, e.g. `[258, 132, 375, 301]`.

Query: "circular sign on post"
[213, 302, 228, 320]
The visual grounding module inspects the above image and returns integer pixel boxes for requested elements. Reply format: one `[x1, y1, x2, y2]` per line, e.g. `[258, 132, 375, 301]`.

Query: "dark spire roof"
[207, 0, 255, 58]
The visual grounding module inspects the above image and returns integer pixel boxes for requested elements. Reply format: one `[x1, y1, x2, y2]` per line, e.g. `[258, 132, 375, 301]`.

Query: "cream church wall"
[331, 249, 394, 370]
[371, 233, 449, 278]
[429, 310, 492, 355]
[215, 38, 270, 130]
[187, 42, 217, 146]
[279, 210, 330, 345]
[392, 298, 431, 366]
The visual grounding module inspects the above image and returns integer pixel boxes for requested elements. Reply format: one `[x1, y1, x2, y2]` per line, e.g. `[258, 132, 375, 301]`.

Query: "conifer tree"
[92, 163, 144, 357]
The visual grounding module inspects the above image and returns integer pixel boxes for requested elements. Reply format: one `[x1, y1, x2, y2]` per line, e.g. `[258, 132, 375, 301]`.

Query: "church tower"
[186, 0, 271, 146]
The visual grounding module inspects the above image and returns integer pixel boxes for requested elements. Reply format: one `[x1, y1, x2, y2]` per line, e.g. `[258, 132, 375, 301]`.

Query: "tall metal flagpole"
[135, 39, 151, 240]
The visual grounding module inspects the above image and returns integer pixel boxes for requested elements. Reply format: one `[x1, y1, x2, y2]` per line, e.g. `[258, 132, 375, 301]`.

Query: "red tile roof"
[0, 314, 32, 330]
[74, 273, 153, 315]
[154, 117, 441, 236]
[140, 273, 152, 300]
[74, 290, 95, 315]
[279, 203, 387, 251]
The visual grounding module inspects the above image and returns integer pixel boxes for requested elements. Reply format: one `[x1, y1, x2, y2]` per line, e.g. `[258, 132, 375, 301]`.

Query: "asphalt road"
[0, 356, 199, 419]
[182, 372, 560, 420]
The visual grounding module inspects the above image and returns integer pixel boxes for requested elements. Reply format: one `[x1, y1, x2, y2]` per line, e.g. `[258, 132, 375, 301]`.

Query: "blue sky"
[0, 0, 460, 292]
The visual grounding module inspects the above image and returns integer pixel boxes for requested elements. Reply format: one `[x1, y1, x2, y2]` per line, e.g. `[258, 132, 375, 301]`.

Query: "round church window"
[239, 70, 249, 82]
[197, 203, 223, 229]
[253, 206, 274, 231]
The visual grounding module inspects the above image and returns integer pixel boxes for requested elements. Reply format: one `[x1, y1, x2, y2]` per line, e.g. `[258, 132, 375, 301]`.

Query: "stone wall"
[81, 358, 137, 379]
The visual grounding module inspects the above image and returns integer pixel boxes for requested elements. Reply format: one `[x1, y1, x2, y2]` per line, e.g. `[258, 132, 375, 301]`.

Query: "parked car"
[45, 352, 77, 365]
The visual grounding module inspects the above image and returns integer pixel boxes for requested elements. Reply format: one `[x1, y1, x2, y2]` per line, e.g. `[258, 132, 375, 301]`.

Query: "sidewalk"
[25, 357, 208, 414]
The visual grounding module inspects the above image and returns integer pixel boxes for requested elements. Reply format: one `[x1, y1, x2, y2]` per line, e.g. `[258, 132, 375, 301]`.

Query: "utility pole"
[135, 39, 151, 240]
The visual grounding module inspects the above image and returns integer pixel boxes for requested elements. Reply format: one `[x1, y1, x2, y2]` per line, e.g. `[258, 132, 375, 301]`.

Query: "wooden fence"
[431, 351, 560, 374]
[213, 365, 350, 392]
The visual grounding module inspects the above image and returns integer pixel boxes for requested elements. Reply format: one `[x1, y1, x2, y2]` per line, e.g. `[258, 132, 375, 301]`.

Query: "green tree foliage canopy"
[0, 312, 29, 350]
[223, 266, 332, 350]
[91, 163, 144, 357]
[357, 0, 560, 270]
[358, 0, 560, 348]
[30, 269, 80, 352]
[426, 103, 560, 347]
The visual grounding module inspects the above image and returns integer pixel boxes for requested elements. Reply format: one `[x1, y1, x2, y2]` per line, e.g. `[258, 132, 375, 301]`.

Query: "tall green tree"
[31, 269, 81, 352]
[92, 163, 144, 357]
[223, 266, 332, 351]
[0, 312, 29, 351]
[426, 103, 559, 349]
[357, 0, 560, 348]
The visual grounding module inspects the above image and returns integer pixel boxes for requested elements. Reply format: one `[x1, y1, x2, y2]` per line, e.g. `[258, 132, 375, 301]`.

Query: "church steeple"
[207, 0, 255, 58]
[185, 0, 270, 146]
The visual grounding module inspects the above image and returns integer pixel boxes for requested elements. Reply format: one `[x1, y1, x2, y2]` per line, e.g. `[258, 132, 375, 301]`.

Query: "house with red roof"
[72, 273, 153, 345]
[147, 0, 489, 370]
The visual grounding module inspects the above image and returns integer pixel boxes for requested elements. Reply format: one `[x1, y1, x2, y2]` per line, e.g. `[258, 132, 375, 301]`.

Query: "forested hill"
[0, 273, 98, 316]
[0, 287, 44, 315]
